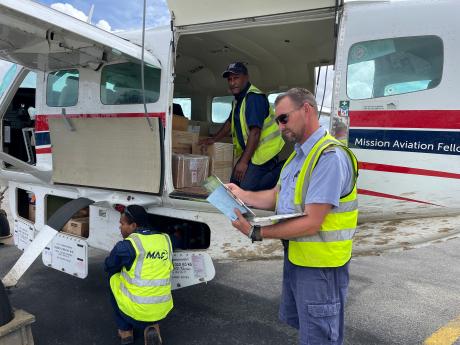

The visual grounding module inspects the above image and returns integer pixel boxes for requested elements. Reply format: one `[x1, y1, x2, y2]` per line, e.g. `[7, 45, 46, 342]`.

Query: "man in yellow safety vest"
[229, 88, 358, 345]
[199, 62, 285, 191]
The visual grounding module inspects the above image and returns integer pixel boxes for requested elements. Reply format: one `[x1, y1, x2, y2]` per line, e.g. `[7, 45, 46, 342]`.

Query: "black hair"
[123, 205, 150, 227]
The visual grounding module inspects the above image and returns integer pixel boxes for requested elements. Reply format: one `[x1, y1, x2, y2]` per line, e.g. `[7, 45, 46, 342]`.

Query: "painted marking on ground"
[424, 315, 460, 345]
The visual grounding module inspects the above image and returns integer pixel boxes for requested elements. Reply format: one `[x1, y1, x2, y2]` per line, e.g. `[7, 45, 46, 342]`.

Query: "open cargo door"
[168, 0, 338, 28]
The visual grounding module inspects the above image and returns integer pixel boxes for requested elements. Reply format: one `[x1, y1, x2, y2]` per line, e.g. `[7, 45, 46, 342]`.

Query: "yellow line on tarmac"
[424, 315, 460, 345]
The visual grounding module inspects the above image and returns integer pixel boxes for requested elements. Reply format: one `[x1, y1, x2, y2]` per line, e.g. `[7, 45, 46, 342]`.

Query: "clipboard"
[203, 176, 255, 221]
[204, 176, 303, 223]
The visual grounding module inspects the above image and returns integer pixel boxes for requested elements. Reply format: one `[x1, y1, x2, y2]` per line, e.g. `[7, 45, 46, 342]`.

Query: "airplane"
[0, 0, 459, 292]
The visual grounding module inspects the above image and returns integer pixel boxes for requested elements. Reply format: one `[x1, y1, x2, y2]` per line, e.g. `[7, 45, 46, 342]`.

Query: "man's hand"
[198, 137, 215, 146]
[232, 160, 249, 182]
[225, 183, 244, 199]
[231, 208, 252, 237]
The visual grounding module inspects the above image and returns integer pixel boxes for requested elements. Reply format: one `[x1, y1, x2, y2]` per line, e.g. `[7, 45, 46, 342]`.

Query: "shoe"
[144, 325, 162, 345]
[118, 329, 134, 345]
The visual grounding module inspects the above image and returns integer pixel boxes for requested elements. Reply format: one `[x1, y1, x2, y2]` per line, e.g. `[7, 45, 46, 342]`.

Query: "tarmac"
[352, 214, 460, 256]
[2, 205, 460, 345]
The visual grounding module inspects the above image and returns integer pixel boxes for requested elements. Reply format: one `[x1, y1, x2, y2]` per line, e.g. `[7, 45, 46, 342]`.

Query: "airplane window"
[211, 96, 233, 123]
[100, 62, 160, 105]
[46, 69, 79, 107]
[173, 97, 191, 119]
[0, 63, 17, 100]
[347, 35, 443, 99]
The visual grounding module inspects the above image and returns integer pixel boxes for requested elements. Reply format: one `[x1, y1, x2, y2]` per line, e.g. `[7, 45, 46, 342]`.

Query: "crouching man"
[105, 205, 174, 345]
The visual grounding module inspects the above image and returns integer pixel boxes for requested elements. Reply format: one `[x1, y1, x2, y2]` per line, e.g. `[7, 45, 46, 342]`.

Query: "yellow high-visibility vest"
[231, 84, 284, 165]
[277, 132, 359, 267]
[110, 232, 174, 322]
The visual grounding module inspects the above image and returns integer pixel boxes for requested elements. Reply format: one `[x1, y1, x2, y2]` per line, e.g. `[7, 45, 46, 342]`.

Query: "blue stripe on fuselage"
[35, 132, 50, 146]
[349, 129, 460, 155]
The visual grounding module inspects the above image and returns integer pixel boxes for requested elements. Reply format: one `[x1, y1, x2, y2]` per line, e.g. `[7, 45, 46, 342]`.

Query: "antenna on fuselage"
[87, 4, 95, 24]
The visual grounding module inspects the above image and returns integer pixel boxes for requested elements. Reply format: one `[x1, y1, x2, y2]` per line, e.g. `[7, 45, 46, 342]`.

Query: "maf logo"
[146, 250, 169, 261]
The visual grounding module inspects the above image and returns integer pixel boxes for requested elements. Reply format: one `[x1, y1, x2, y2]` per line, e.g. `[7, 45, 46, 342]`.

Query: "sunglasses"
[275, 104, 304, 125]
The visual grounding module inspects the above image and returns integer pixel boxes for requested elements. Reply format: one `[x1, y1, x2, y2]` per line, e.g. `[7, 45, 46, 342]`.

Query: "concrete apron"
[0, 310, 35, 345]
[353, 214, 460, 256]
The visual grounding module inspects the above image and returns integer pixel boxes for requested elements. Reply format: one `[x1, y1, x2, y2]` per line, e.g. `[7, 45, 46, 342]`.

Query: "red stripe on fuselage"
[359, 162, 460, 180]
[35, 112, 166, 131]
[357, 189, 442, 206]
[350, 110, 460, 129]
[36, 147, 52, 154]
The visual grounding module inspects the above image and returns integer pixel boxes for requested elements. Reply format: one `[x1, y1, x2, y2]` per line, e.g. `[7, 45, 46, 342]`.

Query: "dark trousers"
[108, 280, 158, 331]
[279, 251, 350, 345]
[231, 156, 283, 191]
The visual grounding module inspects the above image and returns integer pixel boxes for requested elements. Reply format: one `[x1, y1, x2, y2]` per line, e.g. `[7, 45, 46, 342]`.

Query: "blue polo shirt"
[276, 127, 354, 215]
[228, 82, 269, 150]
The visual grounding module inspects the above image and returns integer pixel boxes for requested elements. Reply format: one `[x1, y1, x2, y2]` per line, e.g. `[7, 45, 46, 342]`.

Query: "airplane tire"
[0, 210, 10, 238]
[0, 281, 13, 326]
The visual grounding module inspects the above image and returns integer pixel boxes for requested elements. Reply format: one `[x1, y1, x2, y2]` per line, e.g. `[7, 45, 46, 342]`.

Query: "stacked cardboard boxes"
[172, 114, 189, 131]
[193, 142, 234, 183]
[172, 154, 209, 188]
[172, 130, 199, 154]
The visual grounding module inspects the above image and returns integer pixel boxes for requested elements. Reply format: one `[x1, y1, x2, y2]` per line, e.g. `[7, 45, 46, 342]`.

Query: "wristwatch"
[248, 225, 263, 243]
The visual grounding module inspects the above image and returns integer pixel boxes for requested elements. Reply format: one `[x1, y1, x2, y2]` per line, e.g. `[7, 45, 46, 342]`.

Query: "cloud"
[96, 19, 111, 32]
[50, 2, 112, 31]
[51, 3, 87, 21]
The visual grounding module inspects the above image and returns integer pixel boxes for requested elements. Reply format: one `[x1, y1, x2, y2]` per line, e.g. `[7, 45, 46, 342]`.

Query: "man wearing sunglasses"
[199, 62, 285, 191]
[229, 88, 358, 345]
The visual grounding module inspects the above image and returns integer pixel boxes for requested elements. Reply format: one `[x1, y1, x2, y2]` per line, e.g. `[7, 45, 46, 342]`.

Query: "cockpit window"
[100, 62, 161, 105]
[46, 69, 79, 107]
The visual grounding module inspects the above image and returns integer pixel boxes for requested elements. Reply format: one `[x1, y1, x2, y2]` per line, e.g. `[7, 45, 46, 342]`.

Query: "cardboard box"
[172, 153, 209, 188]
[192, 142, 233, 183]
[28, 204, 35, 223]
[73, 208, 89, 218]
[172, 114, 189, 131]
[188, 120, 210, 136]
[63, 217, 89, 238]
[172, 130, 199, 154]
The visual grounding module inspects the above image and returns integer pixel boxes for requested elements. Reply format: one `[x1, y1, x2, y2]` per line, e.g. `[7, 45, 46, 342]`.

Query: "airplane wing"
[0, 0, 160, 71]
[0, 152, 51, 183]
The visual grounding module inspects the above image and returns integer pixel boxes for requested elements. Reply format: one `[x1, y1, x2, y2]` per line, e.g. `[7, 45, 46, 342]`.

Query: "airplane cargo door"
[48, 116, 163, 194]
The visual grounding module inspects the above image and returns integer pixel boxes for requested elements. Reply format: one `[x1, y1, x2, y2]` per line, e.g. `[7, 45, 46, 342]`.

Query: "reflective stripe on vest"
[110, 232, 174, 322]
[120, 284, 172, 304]
[231, 84, 284, 165]
[277, 132, 359, 267]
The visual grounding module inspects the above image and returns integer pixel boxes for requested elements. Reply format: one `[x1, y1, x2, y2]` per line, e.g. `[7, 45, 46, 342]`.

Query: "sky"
[39, 0, 171, 32]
